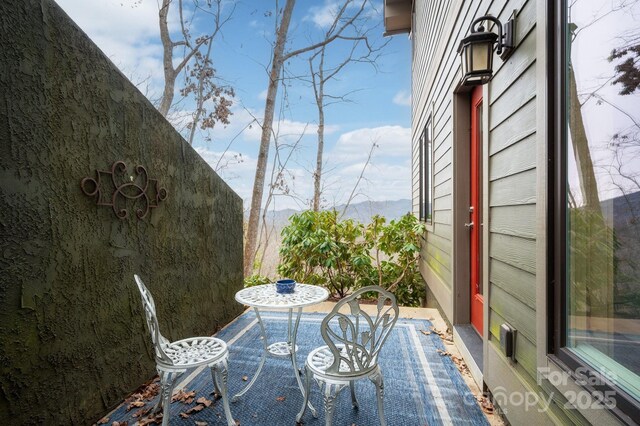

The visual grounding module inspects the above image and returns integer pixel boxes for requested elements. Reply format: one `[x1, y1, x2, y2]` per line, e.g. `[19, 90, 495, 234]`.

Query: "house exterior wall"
[409, 0, 624, 424]
[412, 0, 457, 320]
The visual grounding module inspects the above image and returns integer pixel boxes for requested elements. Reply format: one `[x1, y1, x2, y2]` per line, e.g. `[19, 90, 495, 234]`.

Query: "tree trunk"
[313, 103, 325, 211]
[568, 65, 601, 212]
[158, 0, 175, 117]
[568, 65, 612, 321]
[244, 0, 296, 276]
[313, 49, 326, 211]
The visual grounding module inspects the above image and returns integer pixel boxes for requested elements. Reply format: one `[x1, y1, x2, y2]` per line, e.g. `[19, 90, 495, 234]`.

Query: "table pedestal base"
[231, 307, 317, 417]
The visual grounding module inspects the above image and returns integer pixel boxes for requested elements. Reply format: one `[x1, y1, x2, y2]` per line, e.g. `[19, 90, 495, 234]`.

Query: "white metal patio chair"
[296, 286, 399, 426]
[133, 274, 235, 426]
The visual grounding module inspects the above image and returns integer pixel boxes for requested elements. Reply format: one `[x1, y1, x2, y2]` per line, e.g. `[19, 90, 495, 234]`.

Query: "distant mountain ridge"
[252, 199, 413, 230]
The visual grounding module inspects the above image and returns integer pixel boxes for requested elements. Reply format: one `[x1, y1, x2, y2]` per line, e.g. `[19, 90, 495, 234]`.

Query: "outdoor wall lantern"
[457, 13, 516, 86]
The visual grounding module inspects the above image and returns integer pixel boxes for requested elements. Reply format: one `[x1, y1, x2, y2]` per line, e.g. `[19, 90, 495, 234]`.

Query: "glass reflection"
[565, 0, 640, 400]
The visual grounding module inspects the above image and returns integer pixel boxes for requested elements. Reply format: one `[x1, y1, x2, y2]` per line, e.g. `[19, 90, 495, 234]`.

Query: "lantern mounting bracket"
[469, 12, 516, 60]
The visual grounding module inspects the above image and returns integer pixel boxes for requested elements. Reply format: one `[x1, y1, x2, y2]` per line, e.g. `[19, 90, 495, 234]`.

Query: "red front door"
[470, 86, 484, 336]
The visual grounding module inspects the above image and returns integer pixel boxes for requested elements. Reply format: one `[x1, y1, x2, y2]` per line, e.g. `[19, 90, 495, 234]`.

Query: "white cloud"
[56, 0, 159, 40]
[329, 125, 410, 162]
[322, 159, 411, 206]
[55, 0, 167, 95]
[392, 90, 411, 106]
[305, 1, 342, 28]
[317, 125, 412, 206]
[305, 0, 380, 29]
[258, 89, 268, 101]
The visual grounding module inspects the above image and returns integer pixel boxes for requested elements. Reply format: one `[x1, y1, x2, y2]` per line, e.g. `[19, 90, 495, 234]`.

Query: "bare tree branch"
[341, 141, 378, 217]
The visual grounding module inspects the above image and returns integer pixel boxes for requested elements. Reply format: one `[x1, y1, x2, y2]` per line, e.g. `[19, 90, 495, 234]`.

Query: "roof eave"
[383, 0, 412, 36]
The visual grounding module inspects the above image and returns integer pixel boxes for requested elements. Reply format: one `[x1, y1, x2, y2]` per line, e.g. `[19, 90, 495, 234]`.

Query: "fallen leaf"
[137, 412, 163, 426]
[172, 389, 196, 404]
[276, 396, 286, 402]
[139, 382, 161, 400]
[97, 417, 109, 425]
[196, 397, 212, 407]
[185, 404, 205, 414]
[242, 375, 248, 381]
[132, 406, 152, 418]
[195, 422, 208, 426]
[127, 400, 145, 410]
[420, 330, 431, 336]
[478, 396, 495, 414]
[179, 412, 190, 419]
[430, 326, 445, 338]
[124, 379, 160, 411]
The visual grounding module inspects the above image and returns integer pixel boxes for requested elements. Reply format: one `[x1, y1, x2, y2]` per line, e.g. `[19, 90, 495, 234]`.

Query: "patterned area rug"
[106, 311, 488, 425]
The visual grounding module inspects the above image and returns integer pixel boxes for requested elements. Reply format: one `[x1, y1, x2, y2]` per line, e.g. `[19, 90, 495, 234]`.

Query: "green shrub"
[277, 210, 426, 306]
[365, 214, 426, 307]
[277, 210, 373, 298]
[244, 274, 271, 288]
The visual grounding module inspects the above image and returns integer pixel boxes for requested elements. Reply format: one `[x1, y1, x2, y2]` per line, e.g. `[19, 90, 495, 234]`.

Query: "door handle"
[464, 221, 474, 228]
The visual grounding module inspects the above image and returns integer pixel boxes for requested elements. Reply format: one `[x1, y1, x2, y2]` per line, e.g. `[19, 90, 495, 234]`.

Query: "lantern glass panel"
[471, 40, 492, 73]
[463, 44, 471, 75]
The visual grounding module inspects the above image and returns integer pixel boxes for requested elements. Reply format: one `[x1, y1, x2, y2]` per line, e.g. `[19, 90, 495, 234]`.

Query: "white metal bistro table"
[233, 283, 329, 415]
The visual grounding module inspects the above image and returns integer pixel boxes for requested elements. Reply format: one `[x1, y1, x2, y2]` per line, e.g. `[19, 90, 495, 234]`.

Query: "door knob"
[464, 221, 474, 228]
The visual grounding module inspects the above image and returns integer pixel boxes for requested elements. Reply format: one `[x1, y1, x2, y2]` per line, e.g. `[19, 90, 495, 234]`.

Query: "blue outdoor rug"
[106, 311, 488, 425]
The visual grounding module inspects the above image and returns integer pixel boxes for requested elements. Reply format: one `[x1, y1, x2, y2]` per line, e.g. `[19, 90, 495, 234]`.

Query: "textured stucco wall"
[0, 0, 244, 423]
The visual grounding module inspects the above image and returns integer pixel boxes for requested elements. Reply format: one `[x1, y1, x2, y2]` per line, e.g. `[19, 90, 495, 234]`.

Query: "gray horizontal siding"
[489, 204, 536, 239]
[490, 257, 536, 309]
[413, 0, 542, 396]
[490, 233, 536, 275]
[485, 0, 539, 389]
[489, 98, 536, 155]
[489, 134, 537, 180]
[490, 168, 537, 206]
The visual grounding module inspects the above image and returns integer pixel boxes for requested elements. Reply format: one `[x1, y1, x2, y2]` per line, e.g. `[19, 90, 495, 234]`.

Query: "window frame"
[548, 0, 640, 422]
[419, 114, 433, 225]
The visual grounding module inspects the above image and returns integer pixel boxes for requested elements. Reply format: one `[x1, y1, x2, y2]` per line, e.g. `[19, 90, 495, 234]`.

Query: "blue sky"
[55, 0, 412, 210]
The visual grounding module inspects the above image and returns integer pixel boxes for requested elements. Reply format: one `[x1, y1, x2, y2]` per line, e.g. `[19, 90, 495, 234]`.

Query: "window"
[551, 0, 640, 420]
[419, 117, 433, 223]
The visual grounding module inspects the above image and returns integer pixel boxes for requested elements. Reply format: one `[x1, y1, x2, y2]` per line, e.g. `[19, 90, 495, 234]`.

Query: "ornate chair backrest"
[320, 286, 399, 377]
[134, 275, 173, 365]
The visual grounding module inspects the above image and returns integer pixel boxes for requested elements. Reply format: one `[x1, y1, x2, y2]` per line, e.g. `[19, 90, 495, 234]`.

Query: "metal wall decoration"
[80, 161, 168, 220]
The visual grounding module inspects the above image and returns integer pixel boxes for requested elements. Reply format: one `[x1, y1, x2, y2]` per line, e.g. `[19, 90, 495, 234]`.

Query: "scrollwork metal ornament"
[80, 161, 167, 220]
